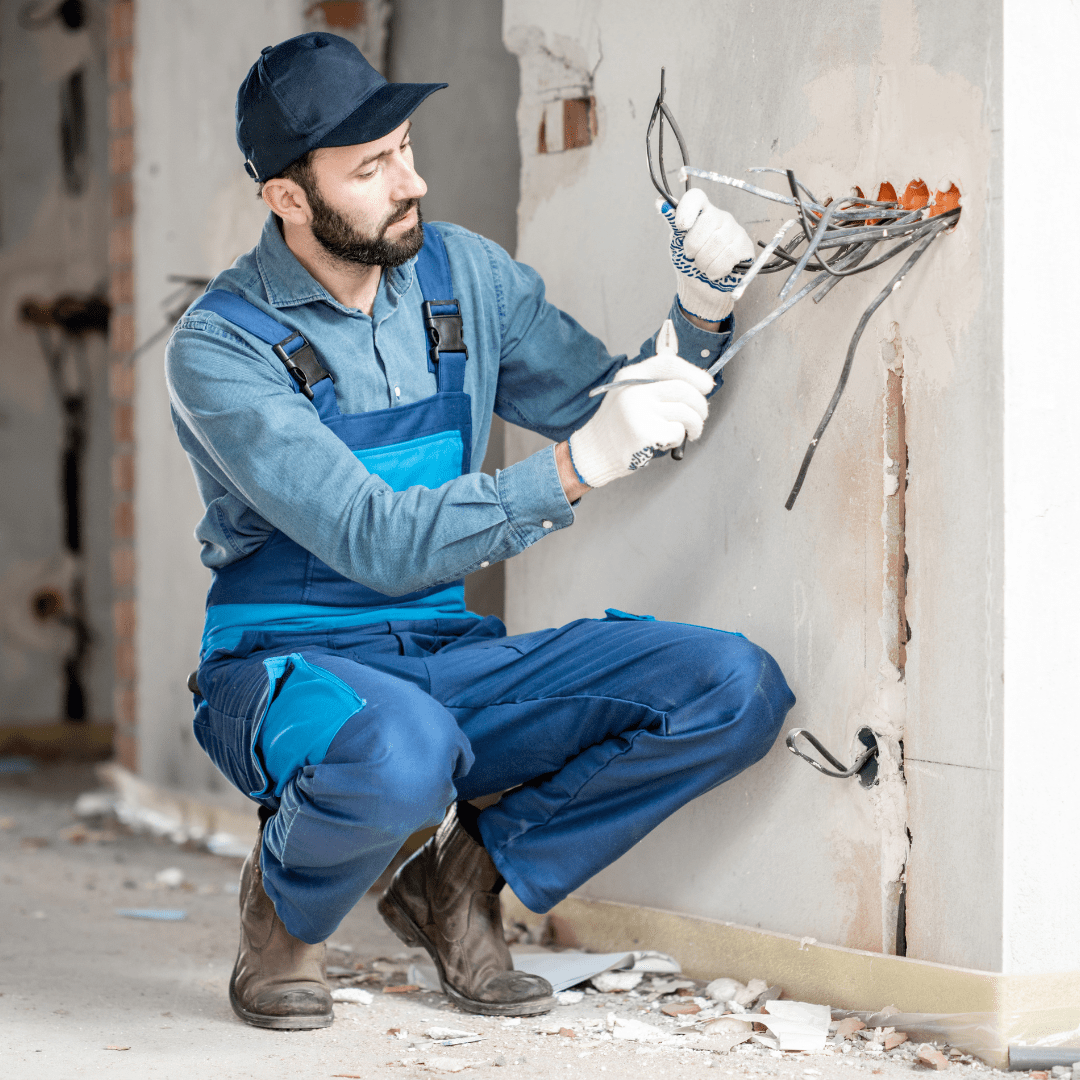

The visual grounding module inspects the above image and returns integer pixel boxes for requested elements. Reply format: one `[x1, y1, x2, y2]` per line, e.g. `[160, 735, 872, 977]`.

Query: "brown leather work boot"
[229, 814, 333, 1029]
[377, 804, 554, 1016]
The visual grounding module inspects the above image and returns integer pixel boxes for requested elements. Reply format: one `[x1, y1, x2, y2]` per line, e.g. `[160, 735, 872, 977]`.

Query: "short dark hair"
[257, 149, 317, 213]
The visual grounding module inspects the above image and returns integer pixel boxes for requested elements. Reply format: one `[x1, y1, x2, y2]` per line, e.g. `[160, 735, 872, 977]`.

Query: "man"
[166, 32, 794, 1030]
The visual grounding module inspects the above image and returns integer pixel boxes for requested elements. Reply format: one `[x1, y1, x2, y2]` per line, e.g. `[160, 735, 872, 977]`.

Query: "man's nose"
[391, 157, 427, 202]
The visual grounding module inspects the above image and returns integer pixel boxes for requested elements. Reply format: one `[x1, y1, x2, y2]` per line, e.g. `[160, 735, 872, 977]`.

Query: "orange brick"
[113, 730, 138, 771]
[114, 599, 136, 639]
[109, 87, 133, 132]
[110, 359, 135, 400]
[109, 133, 134, 176]
[113, 403, 134, 443]
[112, 546, 136, 588]
[113, 500, 135, 540]
[110, 311, 134, 353]
[109, 224, 133, 265]
[109, 1, 134, 45]
[111, 178, 133, 219]
[115, 641, 136, 681]
[110, 268, 133, 307]
[108, 42, 133, 86]
[112, 452, 135, 493]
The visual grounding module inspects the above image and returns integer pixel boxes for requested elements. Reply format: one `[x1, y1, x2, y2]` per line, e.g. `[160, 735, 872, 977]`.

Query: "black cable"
[784, 221, 951, 510]
[647, 70, 751, 272]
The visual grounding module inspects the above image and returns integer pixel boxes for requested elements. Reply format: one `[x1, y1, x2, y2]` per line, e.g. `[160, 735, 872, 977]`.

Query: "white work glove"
[659, 188, 755, 322]
[568, 350, 714, 489]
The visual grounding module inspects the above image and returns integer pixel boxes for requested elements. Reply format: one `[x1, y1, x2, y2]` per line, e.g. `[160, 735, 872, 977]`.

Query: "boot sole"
[228, 958, 333, 1030]
[377, 889, 554, 1017]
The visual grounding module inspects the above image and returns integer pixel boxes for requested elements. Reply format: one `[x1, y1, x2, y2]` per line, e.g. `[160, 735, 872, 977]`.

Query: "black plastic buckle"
[273, 331, 331, 402]
[422, 299, 467, 366]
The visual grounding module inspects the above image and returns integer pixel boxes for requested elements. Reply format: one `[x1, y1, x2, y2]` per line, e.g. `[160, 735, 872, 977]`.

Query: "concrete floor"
[1, 764, 1017, 1080]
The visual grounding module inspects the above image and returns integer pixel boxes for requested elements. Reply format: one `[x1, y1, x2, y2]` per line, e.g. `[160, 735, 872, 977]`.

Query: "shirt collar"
[254, 212, 417, 315]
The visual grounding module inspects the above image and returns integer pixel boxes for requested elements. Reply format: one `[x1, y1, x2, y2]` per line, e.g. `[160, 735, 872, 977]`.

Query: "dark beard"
[308, 187, 425, 268]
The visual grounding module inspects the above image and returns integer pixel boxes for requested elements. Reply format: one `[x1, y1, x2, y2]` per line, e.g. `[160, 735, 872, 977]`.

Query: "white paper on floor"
[757, 1000, 831, 1051]
[512, 950, 680, 993]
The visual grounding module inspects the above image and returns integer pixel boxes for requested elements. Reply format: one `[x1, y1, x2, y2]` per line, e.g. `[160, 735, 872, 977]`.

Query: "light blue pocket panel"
[251, 653, 366, 798]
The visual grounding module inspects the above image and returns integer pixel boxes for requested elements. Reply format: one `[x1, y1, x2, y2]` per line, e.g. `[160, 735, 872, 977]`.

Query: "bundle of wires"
[648, 71, 961, 509]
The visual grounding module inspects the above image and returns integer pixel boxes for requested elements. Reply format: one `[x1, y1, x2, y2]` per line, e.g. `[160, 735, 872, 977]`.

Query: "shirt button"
[700, 348, 711, 358]
[480, 561, 490, 568]
[394, 386, 401, 398]
[542, 520, 553, 529]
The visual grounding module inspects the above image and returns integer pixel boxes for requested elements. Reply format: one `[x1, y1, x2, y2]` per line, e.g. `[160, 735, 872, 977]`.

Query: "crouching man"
[165, 32, 795, 1029]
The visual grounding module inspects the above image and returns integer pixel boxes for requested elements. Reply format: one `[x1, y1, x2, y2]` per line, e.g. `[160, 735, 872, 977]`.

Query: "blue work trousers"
[194, 613, 794, 944]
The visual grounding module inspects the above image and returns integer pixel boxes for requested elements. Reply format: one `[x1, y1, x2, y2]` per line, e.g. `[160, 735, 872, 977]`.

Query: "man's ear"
[261, 178, 310, 225]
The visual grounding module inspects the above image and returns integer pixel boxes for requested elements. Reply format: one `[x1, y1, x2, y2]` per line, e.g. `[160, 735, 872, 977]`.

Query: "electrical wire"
[649, 72, 961, 508]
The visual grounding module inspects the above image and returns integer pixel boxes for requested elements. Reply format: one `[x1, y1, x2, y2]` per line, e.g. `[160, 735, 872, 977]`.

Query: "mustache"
[383, 199, 421, 231]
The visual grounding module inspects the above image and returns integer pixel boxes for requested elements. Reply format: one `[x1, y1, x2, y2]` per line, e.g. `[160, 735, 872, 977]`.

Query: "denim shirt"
[165, 214, 733, 597]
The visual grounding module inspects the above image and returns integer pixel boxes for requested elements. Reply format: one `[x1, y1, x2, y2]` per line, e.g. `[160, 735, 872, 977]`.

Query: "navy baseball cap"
[236, 32, 446, 182]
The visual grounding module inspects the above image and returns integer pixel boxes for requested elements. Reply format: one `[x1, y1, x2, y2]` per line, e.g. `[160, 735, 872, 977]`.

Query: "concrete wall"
[0, 4, 112, 726]
[133, 0, 304, 790]
[502, 0, 1016, 972]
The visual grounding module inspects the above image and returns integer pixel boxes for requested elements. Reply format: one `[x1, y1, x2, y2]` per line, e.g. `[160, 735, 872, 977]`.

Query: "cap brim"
[317, 82, 447, 149]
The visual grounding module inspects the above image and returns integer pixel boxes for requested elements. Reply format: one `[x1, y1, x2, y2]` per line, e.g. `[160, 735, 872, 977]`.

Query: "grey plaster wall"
[0, 4, 112, 726]
[389, 0, 521, 618]
[133, 0, 303, 791]
[502, 0, 1004, 971]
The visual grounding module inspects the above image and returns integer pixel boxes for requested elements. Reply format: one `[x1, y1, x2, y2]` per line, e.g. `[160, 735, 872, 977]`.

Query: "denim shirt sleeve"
[166, 313, 573, 596]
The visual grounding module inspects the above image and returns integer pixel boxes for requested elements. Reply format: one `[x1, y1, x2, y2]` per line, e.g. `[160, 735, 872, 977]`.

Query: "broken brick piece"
[885, 1033, 909, 1050]
[382, 984, 420, 994]
[558, 1027, 576, 1038]
[834, 1018, 867, 1038]
[661, 1003, 702, 1017]
[916, 1045, 951, 1070]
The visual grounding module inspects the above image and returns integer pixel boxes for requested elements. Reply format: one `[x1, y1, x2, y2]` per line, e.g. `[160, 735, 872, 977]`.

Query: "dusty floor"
[1, 765, 1016, 1080]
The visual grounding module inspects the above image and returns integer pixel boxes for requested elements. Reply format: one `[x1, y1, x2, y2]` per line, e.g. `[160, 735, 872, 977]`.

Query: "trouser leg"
[195, 647, 473, 945]
[426, 617, 795, 914]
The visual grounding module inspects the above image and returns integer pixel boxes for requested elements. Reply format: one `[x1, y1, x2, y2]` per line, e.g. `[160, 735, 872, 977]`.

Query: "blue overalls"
[188, 225, 796, 945]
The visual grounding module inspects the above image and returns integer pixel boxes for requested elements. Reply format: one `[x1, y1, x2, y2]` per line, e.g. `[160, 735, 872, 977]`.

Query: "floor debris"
[0, 765, 1046, 1079]
[114, 907, 187, 920]
[592, 970, 644, 993]
[511, 949, 681, 992]
[918, 1043, 953, 1070]
[153, 866, 184, 888]
[332, 988, 374, 1005]
[424, 1026, 482, 1045]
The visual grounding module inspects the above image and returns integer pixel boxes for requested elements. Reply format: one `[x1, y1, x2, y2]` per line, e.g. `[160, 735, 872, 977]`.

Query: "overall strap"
[190, 290, 335, 411]
[414, 224, 468, 394]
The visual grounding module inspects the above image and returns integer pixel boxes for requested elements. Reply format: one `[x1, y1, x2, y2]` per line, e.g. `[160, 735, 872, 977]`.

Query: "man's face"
[301, 121, 428, 268]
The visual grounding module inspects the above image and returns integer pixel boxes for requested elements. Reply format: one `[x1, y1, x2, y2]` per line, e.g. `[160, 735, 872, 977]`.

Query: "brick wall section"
[108, 0, 137, 771]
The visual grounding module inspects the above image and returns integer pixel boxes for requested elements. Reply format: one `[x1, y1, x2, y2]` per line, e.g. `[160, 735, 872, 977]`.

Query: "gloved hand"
[659, 188, 755, 322]
[568, 353, 714, 488]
